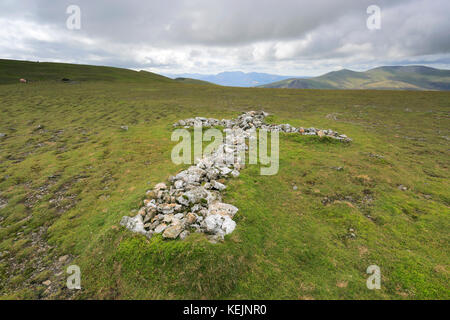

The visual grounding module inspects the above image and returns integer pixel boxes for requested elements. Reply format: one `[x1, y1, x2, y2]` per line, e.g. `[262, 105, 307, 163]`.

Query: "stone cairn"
[120, 111, 351, 242]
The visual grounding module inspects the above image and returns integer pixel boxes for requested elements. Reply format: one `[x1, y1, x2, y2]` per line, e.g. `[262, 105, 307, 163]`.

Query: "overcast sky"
[0, 0, 449, 76]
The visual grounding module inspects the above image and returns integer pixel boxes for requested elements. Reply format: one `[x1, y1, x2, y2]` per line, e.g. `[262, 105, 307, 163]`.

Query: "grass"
[0, 60, 449, 300]
[0, 59, 172, 85]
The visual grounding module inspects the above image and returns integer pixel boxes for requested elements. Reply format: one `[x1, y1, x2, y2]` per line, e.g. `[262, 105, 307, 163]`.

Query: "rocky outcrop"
[120, 111, 351, 242]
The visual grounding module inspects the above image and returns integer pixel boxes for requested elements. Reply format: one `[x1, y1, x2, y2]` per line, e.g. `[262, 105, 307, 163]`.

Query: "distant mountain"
[167, 71, 301, 87]
[259, 66, 450, 91]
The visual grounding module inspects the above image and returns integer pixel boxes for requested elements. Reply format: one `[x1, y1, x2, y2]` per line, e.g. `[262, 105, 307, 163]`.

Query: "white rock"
[219, 167, 232, 176]
[176, 195, 189, 206]
[179, 230, 190, 240]
[174, 180, 184, 189]
[184, 186, 208, 204]
[154, 182, 167, 190]
[120, 215, 149, 236]
[231, 170, 240, 177]
[174, 213, 184, 220]
[154, 223, 167, 233]
[208, 202, 239, 218]
[145, 199, 156, 208]
[212, 181, 226, 191]
[203, 214, 235, 236]
[162, 224, 183, 239]
[222, 216, 236, 235]
[203, 214, 224, 234]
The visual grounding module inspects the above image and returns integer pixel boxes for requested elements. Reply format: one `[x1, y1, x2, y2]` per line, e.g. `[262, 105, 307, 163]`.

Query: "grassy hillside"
[0, 61, 449, 300]
[0, 59, 173, 84]
[260, 66, 450, 91]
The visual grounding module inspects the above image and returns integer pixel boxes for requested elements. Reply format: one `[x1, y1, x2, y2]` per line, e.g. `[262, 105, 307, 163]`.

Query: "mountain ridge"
[259, 66, 450, 91]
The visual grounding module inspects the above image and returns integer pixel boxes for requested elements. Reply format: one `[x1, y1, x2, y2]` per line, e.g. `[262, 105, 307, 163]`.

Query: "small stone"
[43, 280, 52, 286]
[211, 181, 226, 191]
[293, 185, 298, 191]
[317, 130, 325, 138]
[143, 214, 152, 224]
[398, 185, 407, 191]
[120, 126, 128, 131]
[183, 186, 208, 204]
[219, 167, 232, 176]
[179, 230, 190, 240]
[161, 203, 176, 214]
[162, 224, 183, 239]
[222, 216, 236, 234]
[0, 133, 6, 138]
[186, 212, 197, 225]
[203, 214, 224, 234]
[162, 214, 175, 224]
[144, 222, 152, 229]
[154, 182, 167, 190]
[176, 195, 189, 206]
[58, 255, 69, 264]
[208, 202, 239, 218]
[154, 223, 167, 234]
[146, 192, 156, 202]
[150, 220, 160, 229]
[174, 180, 184, 189]
[174, 213, 184, 220]
[203, 182, 212, 189]
[138, 207, 146, 216]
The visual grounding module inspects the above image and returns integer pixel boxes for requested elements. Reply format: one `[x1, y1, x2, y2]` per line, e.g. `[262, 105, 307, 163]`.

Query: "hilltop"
[0, 59, 175, 85]
[260, 66, 450, 91]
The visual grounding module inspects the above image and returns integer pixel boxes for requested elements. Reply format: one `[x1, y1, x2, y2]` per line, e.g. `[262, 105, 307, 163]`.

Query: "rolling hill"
[0, 59, 173, 85]
[260, 66, 450, 91]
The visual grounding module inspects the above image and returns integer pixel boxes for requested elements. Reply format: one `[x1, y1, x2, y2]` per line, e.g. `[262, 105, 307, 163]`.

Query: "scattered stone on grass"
[120, 111, 352, 242]
[43, 280, 52, 286]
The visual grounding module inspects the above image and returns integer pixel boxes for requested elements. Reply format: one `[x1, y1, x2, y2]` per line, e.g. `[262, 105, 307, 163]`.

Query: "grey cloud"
[0, 0, 449, 75]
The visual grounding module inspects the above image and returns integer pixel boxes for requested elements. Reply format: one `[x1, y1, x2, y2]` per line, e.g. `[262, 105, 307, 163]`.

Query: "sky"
[0, 0, 449, 76]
